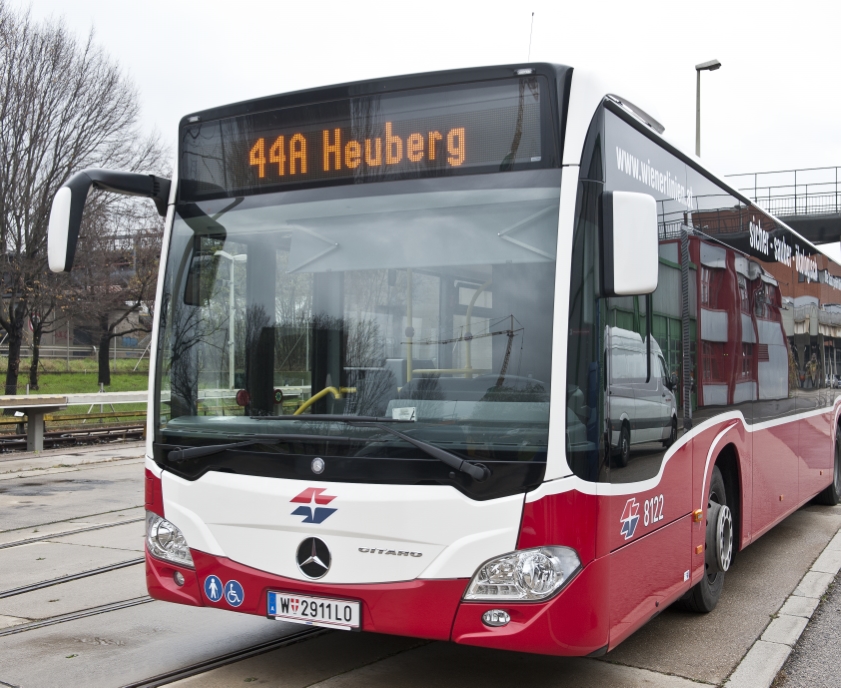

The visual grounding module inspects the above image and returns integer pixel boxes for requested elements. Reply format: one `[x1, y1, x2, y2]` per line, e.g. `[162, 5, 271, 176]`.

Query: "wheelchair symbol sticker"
[204, 575, 223, 602]
[225, 579, 244, 607]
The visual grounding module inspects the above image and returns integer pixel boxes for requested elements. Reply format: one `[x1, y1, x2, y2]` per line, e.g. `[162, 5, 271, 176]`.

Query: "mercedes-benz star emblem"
[296, 537, 331, 579]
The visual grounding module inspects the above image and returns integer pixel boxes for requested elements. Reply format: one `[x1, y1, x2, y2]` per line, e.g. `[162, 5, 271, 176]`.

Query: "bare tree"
[0, 2, 165, 394]
[64, 195, 163, 385]
[26, 267, 69, 390]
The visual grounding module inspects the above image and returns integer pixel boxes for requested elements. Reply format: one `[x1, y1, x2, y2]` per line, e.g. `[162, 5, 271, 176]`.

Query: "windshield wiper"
[251, 414, 490, 482]
[164, 433, 370, 461]
[167, 439, 281, 462]
[167, 417, 490, 481]
[358, 422, 490, 482]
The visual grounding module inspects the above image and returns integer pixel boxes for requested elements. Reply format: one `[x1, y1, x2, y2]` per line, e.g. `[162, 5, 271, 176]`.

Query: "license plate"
[267, 591, 361, 630]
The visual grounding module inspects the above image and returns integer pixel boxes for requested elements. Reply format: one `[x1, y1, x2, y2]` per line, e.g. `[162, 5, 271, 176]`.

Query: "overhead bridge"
[727, 166, 841, 246]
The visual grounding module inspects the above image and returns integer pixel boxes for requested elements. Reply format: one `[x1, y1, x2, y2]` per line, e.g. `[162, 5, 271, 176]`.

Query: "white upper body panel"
[162, 471, 524, 583]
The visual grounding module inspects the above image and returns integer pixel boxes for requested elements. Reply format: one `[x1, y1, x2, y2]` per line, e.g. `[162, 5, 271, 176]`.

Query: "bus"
[48, 63, 841, 656]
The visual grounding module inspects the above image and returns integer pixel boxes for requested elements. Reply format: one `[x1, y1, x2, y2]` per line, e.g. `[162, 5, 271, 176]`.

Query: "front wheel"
[676, 465, 731, 613]
[816, 431, 841, 506]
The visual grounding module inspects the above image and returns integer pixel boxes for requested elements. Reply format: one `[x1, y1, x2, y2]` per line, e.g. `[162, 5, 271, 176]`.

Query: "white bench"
[0, 395, 68, 451]
[0, 391, 150, 452]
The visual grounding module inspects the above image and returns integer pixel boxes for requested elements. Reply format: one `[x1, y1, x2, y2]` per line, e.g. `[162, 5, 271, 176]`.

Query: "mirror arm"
[49, 169, 171, 273]
[645, 294, 652, 383]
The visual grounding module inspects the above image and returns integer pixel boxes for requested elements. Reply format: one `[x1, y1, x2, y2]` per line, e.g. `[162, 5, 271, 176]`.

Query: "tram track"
[119, 627, 328, 688]
[0, 517, 144, 550]
[0, 557, 144, 599]
[0, 596, 153, 638]
[0, 504, 144, 534]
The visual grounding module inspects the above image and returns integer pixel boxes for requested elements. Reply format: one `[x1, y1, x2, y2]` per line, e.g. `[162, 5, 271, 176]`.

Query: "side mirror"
[48, 169, 171, 273]
[600, 191, 659, 296]
[183, 234, 226, 306]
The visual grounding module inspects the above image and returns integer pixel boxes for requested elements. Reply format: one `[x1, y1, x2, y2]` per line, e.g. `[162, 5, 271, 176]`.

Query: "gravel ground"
[774, 574, 841, 687]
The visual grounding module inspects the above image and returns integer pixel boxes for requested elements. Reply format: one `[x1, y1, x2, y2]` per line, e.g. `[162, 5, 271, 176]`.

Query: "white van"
[607, 327, 678, 467]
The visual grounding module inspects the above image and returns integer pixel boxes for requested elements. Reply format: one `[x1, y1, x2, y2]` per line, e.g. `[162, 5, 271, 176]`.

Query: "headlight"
[146, 511, 194, 568]
[464, 547, 581, 601]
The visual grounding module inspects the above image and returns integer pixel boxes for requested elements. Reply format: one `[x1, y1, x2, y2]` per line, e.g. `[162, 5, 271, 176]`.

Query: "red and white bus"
[49, 63, 841, 656]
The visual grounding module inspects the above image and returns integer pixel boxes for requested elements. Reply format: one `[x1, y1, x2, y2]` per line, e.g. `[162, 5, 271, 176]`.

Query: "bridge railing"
[726, 166, 841, 218]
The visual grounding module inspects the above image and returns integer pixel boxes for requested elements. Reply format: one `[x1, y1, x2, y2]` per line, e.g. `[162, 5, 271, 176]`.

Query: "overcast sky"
[20, 0, 841, 257]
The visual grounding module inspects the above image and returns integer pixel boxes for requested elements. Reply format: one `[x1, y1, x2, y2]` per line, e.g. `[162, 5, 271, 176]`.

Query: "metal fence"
[0, 345, 149, 360]
[726, 166, 841, 218]
[659, 221, 684, 241]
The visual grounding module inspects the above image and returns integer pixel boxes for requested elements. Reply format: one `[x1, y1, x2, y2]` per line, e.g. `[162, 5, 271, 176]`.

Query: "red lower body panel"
[608, 515, 691, 649]
[146, 547, 610, 656]
[147, 548, 467, 641]
[146, 549, 204, 607]
[451, 555, 610, 656]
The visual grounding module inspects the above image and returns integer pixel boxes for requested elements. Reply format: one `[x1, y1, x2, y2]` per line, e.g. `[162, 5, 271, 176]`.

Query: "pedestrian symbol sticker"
[225, 580, 244, 607]
[204, 575, 223, 602]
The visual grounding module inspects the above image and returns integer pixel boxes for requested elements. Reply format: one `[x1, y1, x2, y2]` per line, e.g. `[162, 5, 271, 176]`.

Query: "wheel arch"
[714, 442, 744, 552]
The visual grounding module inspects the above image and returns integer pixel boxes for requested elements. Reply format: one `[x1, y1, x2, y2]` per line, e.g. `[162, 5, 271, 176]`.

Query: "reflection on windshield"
[157, 173, 560, 458]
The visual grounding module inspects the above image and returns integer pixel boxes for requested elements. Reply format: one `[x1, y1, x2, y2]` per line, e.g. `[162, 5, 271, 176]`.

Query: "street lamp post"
[695, 59, 722, 157]
[215, 251, 247, 389]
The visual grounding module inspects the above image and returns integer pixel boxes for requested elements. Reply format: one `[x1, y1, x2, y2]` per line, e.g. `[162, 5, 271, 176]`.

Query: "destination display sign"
[179, 77, 548, 200]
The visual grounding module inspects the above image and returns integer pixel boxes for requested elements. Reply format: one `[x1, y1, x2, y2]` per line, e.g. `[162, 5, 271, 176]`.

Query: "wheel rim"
[716, 505, 733, 571]
[834, 440, 841, 496]
[706, 490, 724, 582]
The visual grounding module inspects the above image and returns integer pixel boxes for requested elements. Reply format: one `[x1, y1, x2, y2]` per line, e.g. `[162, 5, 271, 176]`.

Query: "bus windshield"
[155, 170, 560, 491]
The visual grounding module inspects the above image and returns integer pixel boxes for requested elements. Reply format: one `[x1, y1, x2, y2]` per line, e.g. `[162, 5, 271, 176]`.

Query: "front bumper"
[146, 547, 467, 640]
[146, 548, 609, 655]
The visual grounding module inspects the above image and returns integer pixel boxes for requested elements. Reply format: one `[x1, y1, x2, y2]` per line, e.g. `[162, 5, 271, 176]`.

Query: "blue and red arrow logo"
[291, 487, 337, 524]
[620, 498, 640, 540]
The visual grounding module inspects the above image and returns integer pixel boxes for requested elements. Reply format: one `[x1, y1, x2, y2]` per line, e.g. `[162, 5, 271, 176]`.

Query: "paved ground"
[0, 441, 839, 687]
[0, 443, 308, 687]
[0, 445, 146, 532]
[168, 634, 701, 688]
[774, 572, 841, 687]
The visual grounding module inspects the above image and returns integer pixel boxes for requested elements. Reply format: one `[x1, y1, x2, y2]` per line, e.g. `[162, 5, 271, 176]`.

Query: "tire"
[816, 430, 841, 506]
[614, 424, 630, 468]
[676, 466, 728, 613]
[663, 417, 678, 448]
